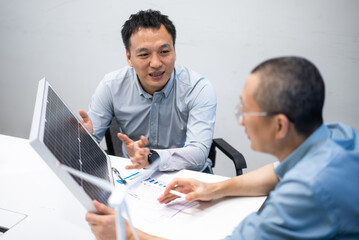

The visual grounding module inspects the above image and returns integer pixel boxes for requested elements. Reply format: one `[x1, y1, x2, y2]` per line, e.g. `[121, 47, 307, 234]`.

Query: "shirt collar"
[160, 69, 175, 98]
[275, 124, 330, 180]
[134, 68, 175, 99]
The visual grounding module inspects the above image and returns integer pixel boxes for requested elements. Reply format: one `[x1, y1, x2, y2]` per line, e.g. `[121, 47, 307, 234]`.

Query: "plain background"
[1, 0, 358, 177]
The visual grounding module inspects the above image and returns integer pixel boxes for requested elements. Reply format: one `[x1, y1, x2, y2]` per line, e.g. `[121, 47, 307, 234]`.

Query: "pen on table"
[112, 167, 127, 185]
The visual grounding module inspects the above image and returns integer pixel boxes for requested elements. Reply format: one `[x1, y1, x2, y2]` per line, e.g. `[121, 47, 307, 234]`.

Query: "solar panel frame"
[29, 78, 114, 212]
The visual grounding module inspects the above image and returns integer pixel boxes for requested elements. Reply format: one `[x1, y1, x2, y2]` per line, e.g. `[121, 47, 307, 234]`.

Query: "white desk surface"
[0, 134, 266, 239]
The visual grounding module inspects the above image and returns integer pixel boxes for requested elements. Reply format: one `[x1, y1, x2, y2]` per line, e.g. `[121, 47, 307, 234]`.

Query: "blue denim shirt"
[226, 123, 359, 239]
[88, 64, 217, 171]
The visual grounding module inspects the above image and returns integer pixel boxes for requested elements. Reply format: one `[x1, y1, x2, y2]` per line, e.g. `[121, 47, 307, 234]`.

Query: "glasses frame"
[234, 104, 277, 123]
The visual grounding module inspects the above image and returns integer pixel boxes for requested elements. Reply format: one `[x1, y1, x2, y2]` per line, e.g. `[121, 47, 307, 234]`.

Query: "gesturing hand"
[78, 109, 94, 134]
[117, 133, 151, 169]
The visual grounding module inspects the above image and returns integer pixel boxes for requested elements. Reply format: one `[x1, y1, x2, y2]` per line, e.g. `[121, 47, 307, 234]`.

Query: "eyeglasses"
[234, 104, 275, 123]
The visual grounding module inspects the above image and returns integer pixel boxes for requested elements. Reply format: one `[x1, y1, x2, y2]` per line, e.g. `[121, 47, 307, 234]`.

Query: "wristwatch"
[148, 150, 159, 165]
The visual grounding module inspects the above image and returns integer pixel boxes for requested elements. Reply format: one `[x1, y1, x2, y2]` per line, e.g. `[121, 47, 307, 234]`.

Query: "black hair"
[251, 56, 325, 136]
[121, 9, 176, 52]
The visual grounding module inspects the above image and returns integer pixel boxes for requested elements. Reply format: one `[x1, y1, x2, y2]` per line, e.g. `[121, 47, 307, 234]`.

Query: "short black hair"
[121, 9, 176, 52]
[251, 56, 325, 136]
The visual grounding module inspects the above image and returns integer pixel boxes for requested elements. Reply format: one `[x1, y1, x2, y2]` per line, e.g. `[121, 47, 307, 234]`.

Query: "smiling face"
[240, 73, 276, 154]
[126, 24, 176, 95]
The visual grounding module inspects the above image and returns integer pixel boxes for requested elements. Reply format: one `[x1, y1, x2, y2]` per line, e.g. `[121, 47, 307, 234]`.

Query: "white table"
[0, 134, 266, 239]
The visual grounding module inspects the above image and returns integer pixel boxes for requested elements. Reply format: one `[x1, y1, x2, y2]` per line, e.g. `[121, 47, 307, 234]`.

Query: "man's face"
[126, 24, 176, 95]
[240, 73, 276, 154]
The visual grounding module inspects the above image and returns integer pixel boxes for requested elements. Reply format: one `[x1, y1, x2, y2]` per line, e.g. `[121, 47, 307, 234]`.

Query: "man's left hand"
[117, 133, 151, 169]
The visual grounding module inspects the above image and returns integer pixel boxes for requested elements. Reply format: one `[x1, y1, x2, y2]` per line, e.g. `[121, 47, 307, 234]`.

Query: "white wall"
[1, 0, 358, 177]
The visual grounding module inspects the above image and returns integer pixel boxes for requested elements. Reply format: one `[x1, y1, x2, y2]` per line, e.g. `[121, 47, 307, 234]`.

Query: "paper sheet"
[114, 170, 198, 223]
[0, 208, 27, 235]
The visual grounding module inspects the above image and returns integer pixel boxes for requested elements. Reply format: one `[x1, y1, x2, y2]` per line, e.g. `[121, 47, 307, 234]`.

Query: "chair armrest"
[211, 138, 247, 175]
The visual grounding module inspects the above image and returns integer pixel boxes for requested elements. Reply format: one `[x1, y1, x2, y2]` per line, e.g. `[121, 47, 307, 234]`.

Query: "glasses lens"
[234, 104, 242, 122]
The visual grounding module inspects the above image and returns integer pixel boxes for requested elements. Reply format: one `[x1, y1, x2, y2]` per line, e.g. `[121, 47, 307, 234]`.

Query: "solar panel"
[29, 78, 113, 212]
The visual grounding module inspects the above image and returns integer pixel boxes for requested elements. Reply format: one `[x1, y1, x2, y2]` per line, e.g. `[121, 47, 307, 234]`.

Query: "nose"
[150, 54, 162, 69]
[239, 115, 245, 126]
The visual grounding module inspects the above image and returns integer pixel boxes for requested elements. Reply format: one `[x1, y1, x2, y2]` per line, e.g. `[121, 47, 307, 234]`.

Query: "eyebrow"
[135, 43, 172, 54]
[158, 43, 172, 49]
[135, 48, 149, 54]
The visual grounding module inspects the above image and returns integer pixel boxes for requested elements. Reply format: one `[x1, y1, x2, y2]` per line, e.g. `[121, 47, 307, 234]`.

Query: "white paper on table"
[122, 171, 198, 223]
[0, 208, 27, 233]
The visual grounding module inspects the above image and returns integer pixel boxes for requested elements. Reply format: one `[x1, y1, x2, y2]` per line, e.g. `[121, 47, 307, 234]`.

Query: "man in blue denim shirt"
[159, 56, 359, 239]
[87, 57, 359, 239]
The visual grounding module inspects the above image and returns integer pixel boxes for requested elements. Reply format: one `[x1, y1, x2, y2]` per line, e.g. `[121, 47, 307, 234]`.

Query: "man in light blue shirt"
[79, 10, 216, 172]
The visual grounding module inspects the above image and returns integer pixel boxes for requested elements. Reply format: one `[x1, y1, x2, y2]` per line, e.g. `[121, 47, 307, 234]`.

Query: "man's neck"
[275, 131, 307, 162]
[137, 76, 170, 96]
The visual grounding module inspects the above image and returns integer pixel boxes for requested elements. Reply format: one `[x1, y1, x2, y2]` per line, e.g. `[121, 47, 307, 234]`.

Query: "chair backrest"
[104, 118, 123, 156]
[105, 119, 247, 176]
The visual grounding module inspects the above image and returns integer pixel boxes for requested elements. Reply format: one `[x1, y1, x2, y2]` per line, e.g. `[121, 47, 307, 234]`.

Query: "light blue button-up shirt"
[88, 64, 217, 171]
[226, 123, 359, 239]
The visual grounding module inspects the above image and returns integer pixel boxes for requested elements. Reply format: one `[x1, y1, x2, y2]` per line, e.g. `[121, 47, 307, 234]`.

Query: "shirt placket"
[149, 92, 161, 147]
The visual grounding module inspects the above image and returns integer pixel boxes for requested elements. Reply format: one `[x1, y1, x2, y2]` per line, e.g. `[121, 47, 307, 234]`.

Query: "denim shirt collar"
[275, 124, 330, 181]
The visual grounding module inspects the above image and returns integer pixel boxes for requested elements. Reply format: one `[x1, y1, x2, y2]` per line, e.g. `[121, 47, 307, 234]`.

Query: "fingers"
[140, 147, 150, 156]
[129, 146, 150, 159]
[85, 201, 117, 240]
[161, 178, 205, 203]
[85, 201, 115, 227]
[185, 192, 197, 202]
[125, 152, 150, 169]
[158, 194, 179, 204]
[125, 163, 141, 170]
[158, 178, 185, 204]
[163, 178, 181, 195]
[79, 109, 89, 121]
[137, 135, 149, 148]
[117, 134, 150, 169]
[78, 109, 93, 134]
[132, 147, 150, 165]
[117, 133, 133, 145]
[93, 200, 115, 215]
[157, 183, 181, 204]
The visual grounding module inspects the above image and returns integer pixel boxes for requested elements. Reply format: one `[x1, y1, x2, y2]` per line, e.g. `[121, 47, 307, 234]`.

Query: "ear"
[126, 50, 133, 67]
[274, 114, 290, 140]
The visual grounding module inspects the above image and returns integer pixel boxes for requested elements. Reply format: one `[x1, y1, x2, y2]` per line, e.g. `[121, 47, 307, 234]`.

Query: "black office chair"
[104, 118, 247, 176]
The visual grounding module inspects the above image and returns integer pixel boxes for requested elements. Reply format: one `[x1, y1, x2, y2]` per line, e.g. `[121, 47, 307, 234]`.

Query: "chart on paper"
[118, 171, 198, 223]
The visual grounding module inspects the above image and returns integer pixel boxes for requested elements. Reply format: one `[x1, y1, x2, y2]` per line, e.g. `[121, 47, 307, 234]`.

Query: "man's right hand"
[86, 200, 116, 240]
[79, 109, 94, 134]
[158, 178, 216, 204]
